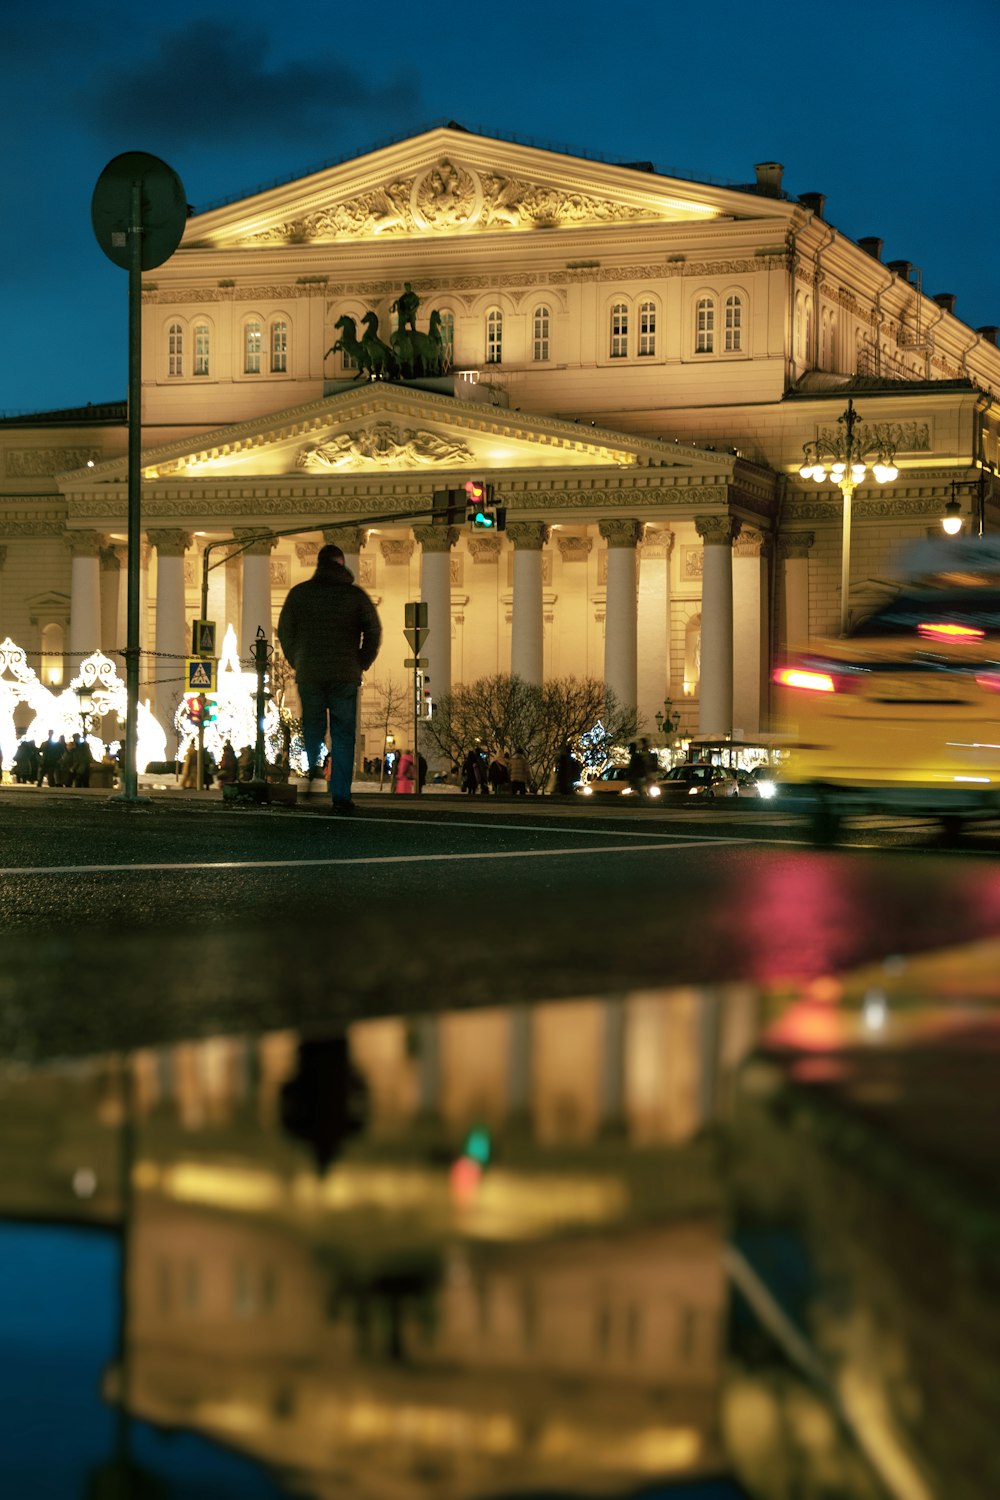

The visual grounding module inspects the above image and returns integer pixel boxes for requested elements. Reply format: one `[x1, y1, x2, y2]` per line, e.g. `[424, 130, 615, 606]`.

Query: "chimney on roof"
[858, 237, 883, 260]
[798, 191, 826, 219]
[888, 260, 914, 283]
[977, 326, 1000, 346]
[754, 161, 784, 197]
[932, 292, 957, 314]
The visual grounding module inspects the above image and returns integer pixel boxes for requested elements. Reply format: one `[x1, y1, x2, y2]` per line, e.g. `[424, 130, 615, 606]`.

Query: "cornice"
[0, 508, 67, 537]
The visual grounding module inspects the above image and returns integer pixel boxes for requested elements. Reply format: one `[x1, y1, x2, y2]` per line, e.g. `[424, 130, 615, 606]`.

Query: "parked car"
[656, 763, 740, 802]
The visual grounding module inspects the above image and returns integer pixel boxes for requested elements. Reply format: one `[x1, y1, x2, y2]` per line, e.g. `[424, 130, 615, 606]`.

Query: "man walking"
[278, 543, 382, 814]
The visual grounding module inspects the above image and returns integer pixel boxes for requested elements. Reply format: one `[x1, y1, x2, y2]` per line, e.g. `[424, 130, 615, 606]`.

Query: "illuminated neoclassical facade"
[2, 125, 1000, 751]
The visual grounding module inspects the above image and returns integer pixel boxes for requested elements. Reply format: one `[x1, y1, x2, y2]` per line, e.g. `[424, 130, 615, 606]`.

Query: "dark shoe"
[331, 799, 356, 815]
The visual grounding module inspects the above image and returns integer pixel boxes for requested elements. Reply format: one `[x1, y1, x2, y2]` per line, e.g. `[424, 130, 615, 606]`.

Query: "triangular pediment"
[182, 125, 777, 251]
[65, 384, 729, 487]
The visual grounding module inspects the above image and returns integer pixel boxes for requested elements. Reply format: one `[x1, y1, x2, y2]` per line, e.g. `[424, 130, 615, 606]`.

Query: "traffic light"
[464, 478, 497, 528]
[184, 692, 203, 727]
[449, 1123, 492, 1205]
[432, 487, 465, 526]
[202, 695, 218, 724]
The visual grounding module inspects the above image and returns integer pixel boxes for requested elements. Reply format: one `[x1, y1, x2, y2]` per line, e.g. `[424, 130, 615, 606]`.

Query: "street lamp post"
[799, 399, 902, 636]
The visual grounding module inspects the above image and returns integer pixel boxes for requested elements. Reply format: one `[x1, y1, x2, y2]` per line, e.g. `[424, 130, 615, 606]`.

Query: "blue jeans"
[298, 680, 358, 804]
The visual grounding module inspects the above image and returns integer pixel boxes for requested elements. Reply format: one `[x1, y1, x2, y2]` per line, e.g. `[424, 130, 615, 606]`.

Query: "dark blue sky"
[3, 0, 998, 416]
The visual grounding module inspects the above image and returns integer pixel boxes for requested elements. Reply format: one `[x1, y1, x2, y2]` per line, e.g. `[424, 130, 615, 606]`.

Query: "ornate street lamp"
[940, 465, 997, 537]
[799, 399, 903, 635]
[654, 698, 681, 736]
[941, 483, 964, 536]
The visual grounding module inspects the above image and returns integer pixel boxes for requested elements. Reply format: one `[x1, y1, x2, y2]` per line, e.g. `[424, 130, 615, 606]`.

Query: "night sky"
[3, 0, 998, 417]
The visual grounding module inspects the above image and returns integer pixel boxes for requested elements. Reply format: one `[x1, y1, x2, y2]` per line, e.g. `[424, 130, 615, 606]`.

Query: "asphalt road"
[2, 786, 999, 1060]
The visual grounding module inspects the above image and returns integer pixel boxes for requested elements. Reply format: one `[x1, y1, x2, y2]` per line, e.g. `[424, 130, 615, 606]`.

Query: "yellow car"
[772, 538, 1000, 840]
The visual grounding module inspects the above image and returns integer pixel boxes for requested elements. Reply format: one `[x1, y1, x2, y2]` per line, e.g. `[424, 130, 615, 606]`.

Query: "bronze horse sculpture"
[325, 299, 447, 381]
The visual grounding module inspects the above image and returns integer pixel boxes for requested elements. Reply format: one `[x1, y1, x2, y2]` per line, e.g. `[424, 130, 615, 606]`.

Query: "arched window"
[270, 319, 288, 373]
[168, 322, 184, 378]
[41, 622, 64, 687]
[695, 298, 715, 354]
[193, 323, 210, 377]
[244, 320, 262, 375]
[610, 302, 629, 358]
[724, 295, 743, 353]
[486, 307, 503, 364]
[532, 305, 550, 362]
[804, 299, 814, 366]
[638, 300, 656, 357]
[820, 308, 837, 370]
[437, 308, 455, 369]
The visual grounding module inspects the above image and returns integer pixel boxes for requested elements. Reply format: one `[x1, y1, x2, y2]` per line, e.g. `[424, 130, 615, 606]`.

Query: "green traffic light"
[463, 1125, 491, 1165]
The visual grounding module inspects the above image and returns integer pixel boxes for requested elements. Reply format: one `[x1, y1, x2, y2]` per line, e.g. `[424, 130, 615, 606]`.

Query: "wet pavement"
[0, 787, 998, 1497]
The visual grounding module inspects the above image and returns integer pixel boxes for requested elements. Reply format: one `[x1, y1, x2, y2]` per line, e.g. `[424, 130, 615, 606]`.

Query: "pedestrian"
[64, 733, 93, 788]
[509, 746, 530, 795]
[277, 542, 382, 815]
[38, 731, 65, 787]
[462, 747, 482, 795]
[554, 743, 582, 796]
[626, 739, 654, 798]
[12, 737, 36, 783]
[393, 748, 416, 794]
[238, 744, 255, 781]
[218, 740, 238, 785]
[488, 748, 510, 795]
[180, 741, 198, 788]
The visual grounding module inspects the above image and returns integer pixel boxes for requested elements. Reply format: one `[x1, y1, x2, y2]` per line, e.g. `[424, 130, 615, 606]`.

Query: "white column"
[413, 525, 456, 720]
[637, 527, 673, 727]
[149, 529, 192, 754]
[600, 518, 641, 715]
[99, 545, 121, 657]
[235, 530, 276, 660]
[732, 527, 772, 737]
[508, 522, 549, 685]
[114, 542, 150, 685]
[779, 532, 814, 649]
[598, 996, 628, 1138]
[68, 531, 105, 666]
[695, 516, 739, 736]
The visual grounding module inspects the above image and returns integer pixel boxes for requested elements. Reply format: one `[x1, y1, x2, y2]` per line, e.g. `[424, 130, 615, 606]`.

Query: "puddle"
[0, 975, 996, 1498]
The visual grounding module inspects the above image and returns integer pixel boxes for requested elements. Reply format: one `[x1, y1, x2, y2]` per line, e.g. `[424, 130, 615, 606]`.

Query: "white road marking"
[0, 840, 732, 878]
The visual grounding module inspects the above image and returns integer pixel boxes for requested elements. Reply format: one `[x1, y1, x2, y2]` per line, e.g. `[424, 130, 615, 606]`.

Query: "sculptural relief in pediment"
[250, 156, 693, 245]
[297, 421, 473, 472]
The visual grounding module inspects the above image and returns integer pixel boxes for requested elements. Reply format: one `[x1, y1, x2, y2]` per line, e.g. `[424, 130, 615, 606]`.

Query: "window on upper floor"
[40, 622, 64, 688]
[610, 302, 629, 358]
[532, 304, 550, 362]
[437, 308, 455, 369]
[270, 319, 288, 374]
[193, 323, 210, 377]
[695, 298, 715, 354]
[486, 307, 503, 364]
[724, 295, 743, 353]
[168, 322, 184, 377]
[638, 300, 656, 357]
[244, 320, 262, 375]
[820, 307, 837, 370]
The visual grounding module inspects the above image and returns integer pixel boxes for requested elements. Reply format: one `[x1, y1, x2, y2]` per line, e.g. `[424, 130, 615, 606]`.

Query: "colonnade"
[57, 517, 816, 749]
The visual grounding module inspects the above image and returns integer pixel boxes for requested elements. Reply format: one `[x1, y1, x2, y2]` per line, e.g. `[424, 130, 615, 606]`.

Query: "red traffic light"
[464, 478, 486, 505]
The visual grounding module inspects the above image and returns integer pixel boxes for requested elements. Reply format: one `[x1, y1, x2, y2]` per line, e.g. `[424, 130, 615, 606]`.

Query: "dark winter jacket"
[277, 560, 382, 685]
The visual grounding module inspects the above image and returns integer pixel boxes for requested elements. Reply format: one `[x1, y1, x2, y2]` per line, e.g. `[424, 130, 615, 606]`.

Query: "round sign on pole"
[91, 152, 188, 271]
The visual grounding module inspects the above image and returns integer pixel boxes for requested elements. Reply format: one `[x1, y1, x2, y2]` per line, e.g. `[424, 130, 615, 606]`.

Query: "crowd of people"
[6, 731, 107, 787]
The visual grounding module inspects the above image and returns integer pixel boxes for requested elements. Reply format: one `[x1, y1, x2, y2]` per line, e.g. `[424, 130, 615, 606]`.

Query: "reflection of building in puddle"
[0, 986, 761, 1496]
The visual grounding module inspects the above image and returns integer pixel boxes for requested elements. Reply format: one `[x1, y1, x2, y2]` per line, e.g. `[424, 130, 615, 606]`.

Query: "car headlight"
[757, 780, 777, 799]
[622, 787, 634, 796]
[688, 785, 700, 796]
[648, 784, 661, 798]
[579, 784, 593, 796]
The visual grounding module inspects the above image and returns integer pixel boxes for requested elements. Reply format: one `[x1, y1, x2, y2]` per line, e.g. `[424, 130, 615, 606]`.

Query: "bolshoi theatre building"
[2, 123, 999, 752]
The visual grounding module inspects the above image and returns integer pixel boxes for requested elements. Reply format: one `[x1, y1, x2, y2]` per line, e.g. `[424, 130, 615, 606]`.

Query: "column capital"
[640, 526, 674, 559]
[507, 521, 549, 551]
[100, 544, 121, 572]
[599, 517, 642, 549]
[467, 534, 502, 563]
[556, 534, 593, 563]
[733, 527, 773, 560]
[777, 531, 815, 560]
[233, 528, 276, 556]
[324, 527, 367, 552]
[695, 515, 741, 546]
[147, 528, 193, 557]
[412, 525, 459, 553]
[65, 530, 106, 558]
[380, 537, 415, 565]
[295, 541, 318, 567]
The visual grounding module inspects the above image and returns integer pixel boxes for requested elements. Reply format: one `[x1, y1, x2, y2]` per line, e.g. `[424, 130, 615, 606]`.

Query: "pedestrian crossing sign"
[186, 657, 217, 692]
[192, 619, 216, 658]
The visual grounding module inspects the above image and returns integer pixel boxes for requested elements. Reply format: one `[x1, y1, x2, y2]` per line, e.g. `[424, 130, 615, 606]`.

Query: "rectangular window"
[486, 310, 503, 364]
[696, 300, 714, 354]
[610, 305, 628, 359]
[271, 321, 288, 373]
[245, 322, 262, 375]
[168, 323, 183, 378]
[638, 303, 656, 357]
[725, 297, 742, 353]
[532, 306, 550, 362]
[193, 325, 210, 377]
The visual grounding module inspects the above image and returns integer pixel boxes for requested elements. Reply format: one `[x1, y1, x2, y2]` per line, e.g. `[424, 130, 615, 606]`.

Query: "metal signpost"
[403, 602, 429, 796]
[92, 152, 187, 803]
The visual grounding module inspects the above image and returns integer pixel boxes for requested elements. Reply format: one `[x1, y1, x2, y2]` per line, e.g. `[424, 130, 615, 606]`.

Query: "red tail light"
[917, 622, 985, 642]
[975, 672, 1000, 693]
[773, 666, 837, 693]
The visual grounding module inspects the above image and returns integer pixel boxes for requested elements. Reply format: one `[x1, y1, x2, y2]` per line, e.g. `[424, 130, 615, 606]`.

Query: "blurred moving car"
[577, 765, 662, 800]
[656, 763, 740, 801]
[773, 536, 1000, 839]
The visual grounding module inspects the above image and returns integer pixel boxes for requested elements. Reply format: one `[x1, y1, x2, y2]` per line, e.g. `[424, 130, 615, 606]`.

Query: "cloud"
[77, 19, 421, 152]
